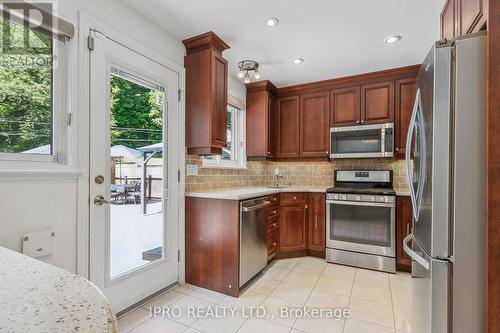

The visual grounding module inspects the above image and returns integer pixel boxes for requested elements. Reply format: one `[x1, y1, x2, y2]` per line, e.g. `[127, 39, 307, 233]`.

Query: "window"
[203, 102, 246, 169]
[0, 2, 73, 163]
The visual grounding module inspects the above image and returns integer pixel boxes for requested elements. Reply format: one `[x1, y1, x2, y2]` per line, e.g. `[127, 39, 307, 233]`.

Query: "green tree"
[110, 75, 164, 149]
[0, 17, 52, 153]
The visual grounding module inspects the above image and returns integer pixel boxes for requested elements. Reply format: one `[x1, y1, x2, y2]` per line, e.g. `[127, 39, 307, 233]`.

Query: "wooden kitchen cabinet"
[307, 193, 326, 254]
[277, 96, 300, 158]
[279, 193, 308, 252]
[246, 81, 277, 159]
[361, 81, 395, 125]
[395, 78, 417, 158]
[441, 0, 487, 40]
[300, 92, 330, 157]
[183, 32, 229, 155]
[330, 87, 361, 127]
[396, 196, 413, 272]
[185, 197, 240, 296]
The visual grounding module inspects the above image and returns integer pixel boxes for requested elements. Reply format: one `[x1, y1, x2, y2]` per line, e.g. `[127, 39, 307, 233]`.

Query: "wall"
[186, 156, 409, 193]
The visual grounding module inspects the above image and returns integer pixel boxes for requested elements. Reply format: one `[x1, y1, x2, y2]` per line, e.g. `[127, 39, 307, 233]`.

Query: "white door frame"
[76, 13, 186, 289]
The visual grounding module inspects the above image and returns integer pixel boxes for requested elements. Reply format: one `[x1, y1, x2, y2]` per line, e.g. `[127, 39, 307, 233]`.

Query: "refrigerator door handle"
[406, 89, 420, 219]
[403, 234, 430, 270]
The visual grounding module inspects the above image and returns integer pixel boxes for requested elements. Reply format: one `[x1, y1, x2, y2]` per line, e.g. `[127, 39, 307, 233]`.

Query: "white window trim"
[202, 97, 247, 169]
[0, 19, 70, 166]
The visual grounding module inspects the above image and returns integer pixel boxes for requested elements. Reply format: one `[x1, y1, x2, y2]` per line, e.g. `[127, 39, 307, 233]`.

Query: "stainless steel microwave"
[329, 123, 394, 159]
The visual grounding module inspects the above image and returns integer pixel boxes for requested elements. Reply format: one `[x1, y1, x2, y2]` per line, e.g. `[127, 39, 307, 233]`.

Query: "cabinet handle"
[325, 151, 329, 155]
[361, 120, 365, 124]
[293, 196, 297, 200]
[272, 223, 277, 228]
[272, 242, 277, 247]
[268, 151, 271, 155]
[272, 197, 277, 202]
[305, 205, 308, 209]
[356, 120, 360, 124]
[396, 148, 400, 152]
[314, 214, 318, 230]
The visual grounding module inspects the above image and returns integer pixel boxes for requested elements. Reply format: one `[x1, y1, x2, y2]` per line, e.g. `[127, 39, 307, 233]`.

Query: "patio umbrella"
[110, 145, 141, 184]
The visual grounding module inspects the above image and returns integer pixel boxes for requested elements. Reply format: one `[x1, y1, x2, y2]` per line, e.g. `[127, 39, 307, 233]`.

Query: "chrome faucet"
[273, 169, 284, 187]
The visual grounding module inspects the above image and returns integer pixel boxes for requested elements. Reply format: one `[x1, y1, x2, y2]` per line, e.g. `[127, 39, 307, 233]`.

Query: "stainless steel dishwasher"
[239, 197, 271, 287]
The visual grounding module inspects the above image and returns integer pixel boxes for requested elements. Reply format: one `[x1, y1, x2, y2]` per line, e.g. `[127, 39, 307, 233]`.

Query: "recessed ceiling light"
[293, 58, 304, 64]
[384, 35, 402, 44]
[266, 17, 279, 27]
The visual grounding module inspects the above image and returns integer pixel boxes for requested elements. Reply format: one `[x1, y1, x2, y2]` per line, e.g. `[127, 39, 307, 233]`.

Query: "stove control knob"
[371, 196, 376, 202]
[342, 195, 347, 200]
[356, 195, 361, 201]
[333, 194, 339, 200]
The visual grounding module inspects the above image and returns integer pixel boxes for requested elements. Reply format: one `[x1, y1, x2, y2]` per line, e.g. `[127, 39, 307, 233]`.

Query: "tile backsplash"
[186, 155, 409, 193]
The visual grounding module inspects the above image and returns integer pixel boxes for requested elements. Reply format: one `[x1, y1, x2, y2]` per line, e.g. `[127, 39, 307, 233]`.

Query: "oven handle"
[326, 200, 395, 208]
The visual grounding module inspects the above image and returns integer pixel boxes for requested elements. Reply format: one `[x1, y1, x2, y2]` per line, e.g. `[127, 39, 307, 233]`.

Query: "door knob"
[94, 195, 110, 206]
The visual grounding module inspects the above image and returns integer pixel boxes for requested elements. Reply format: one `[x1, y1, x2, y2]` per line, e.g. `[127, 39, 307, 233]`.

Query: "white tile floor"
[118, 257, 413, 333]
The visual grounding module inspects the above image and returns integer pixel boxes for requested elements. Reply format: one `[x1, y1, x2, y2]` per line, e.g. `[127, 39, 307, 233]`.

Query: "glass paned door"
[89, 30, 180, 313]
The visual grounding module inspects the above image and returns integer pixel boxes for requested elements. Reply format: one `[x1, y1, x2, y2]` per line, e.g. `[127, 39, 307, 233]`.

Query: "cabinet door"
[307, 193, 325, 251]
[300, 92, 330, 157]
[395, 78, 417, 158]
[330, 87, 361, 127]
[441, 0, 456, 39]
[279, 204, 307, 251]
[268, 95, 277, 158]
[396, 196, 413, 271]
[277, 96, 300, 158]
[212, 51, 228, 148]
[361, 81, 395, 125]
[458, 0, 487, 35]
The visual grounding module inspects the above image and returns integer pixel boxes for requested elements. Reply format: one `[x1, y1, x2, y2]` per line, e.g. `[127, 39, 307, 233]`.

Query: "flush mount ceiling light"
[384, 35, 402, 44]
[293, 58, 304, 64]
[266, 17, 279, 27]
[238, 60, 260, 84]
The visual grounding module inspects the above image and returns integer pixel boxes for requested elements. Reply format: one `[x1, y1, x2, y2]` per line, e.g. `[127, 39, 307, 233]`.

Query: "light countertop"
[0, 246, 117, 333]
[186, 186, 411, 200]
[185, 186, 328, 201]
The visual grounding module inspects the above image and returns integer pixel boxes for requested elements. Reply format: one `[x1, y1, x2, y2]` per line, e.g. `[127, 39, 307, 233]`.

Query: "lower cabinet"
[272, 192, 326, 259]
[308, 193, 326, 253]
[279, 203, 308, 252]
[396, 196, 413, 272]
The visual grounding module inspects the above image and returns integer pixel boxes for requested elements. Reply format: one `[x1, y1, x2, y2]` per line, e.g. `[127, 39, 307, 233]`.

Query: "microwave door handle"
[403, 234, 430, 270]
[406, 89, 420, 220]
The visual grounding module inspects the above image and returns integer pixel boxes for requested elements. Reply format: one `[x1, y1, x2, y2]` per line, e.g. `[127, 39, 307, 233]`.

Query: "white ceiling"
[123, 0, 446, 87]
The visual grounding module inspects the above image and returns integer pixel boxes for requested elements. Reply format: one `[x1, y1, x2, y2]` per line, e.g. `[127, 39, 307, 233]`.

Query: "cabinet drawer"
[268, 228, 279, 255]
[280, 192, 307, 204]
[268, 216, 279, 231]
[268, 206, 279, 219]
[268, 194, 280, 205]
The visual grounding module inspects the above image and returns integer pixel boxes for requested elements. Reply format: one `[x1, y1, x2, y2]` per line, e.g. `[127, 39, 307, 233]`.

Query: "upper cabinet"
[246, 81, 277, 159]
[361, 81, 395, 125]
[246, 66, 419, 161]
[441, 0, 487, 39]
[395, 78, 417, 158]
[300, 92, 330, 157]
[330, 87, 360, 127]
[183, 32, 229, 155]
[277, 96, 300, 158]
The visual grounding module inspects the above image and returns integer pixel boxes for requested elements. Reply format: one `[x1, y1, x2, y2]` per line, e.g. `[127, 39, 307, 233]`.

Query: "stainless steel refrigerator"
[403, 32, 486, 333]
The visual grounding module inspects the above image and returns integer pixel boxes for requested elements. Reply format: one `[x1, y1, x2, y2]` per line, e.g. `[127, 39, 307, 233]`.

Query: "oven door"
[326, 199, 396, 257]
[330, 123, 394, 159]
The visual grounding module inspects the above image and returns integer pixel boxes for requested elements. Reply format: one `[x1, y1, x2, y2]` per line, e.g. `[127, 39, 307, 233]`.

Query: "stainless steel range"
[326, 170, 396, 273]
